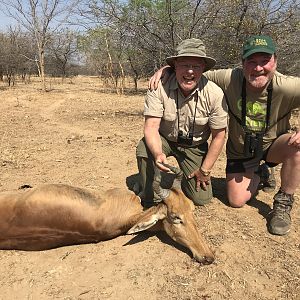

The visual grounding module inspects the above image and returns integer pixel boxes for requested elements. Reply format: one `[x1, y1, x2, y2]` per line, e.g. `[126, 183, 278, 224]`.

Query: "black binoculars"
[244, 131, 264, 158]
[177, 130, 193, 146]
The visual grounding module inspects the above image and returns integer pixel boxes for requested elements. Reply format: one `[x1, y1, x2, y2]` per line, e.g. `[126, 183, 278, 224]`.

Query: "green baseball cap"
[242, 35, 276, 59]
[166, 38, 216, 72]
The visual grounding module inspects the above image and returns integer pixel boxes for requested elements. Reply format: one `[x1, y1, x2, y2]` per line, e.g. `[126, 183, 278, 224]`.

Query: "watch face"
[200, 167, 210, 176]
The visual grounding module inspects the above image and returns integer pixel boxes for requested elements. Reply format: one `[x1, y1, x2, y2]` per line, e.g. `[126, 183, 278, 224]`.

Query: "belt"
[159, 131, 203, 149]
[167, 139, 202, 149]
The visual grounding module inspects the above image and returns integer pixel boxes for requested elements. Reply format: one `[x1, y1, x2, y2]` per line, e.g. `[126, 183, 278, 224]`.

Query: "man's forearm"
[201, 130, 226, 171]
[144, 129, 163, 160]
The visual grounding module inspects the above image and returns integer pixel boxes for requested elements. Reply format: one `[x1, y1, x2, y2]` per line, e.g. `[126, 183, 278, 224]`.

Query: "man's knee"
[226, 172, 258, 208]
[185, 187, 213, 206]
[192, 194, 213, 206]
[228, 198, 247, 208]
[227, 191, 251, 208]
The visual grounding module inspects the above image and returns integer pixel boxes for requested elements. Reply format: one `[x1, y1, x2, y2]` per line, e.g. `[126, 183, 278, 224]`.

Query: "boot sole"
[268, 226, 290, 236]
[263, 186, 276, 193]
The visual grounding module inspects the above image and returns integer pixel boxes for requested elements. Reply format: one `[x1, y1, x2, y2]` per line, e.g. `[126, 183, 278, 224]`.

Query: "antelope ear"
[127, 204, 167, 234]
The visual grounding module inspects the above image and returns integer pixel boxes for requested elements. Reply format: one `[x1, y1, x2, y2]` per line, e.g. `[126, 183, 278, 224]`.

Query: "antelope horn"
[152, 163, 183, 200]
[153, 164, 170, 200]
[157, 162, 183, 182]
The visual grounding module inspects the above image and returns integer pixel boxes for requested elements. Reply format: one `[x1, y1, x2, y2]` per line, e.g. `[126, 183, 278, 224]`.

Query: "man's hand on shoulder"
[149, 66, 173, 90]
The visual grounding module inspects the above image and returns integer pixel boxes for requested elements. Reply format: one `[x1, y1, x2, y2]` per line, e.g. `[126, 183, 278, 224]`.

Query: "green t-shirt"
[205, 68, 300, 159]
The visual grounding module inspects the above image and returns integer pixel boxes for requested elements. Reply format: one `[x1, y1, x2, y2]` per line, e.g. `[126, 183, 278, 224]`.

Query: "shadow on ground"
[123, 231, 191, 258]
[211, 177, 272, 218]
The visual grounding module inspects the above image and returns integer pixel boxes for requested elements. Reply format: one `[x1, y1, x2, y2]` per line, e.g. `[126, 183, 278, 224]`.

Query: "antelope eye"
[169, 213, 183, 224]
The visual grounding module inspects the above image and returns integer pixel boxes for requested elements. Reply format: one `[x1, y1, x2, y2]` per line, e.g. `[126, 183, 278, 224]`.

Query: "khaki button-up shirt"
[144, 73, 228, 146]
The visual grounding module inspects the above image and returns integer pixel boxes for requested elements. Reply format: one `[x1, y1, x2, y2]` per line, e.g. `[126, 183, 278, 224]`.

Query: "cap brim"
[166, 55, 216, 72]
[243, 48, 275, 59]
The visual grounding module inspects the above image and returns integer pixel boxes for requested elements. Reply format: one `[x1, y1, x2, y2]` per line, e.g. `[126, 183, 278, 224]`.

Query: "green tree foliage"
[0, 27, 37, 85]
[1, 0, 298, 90]
[1, 0, 80, 90]
[206, 0, 300, 70]
[46, 29, 79, 78]
[79, 0, 299, 85]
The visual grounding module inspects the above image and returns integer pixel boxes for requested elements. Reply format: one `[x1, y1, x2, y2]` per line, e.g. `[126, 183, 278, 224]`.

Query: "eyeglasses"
[176, 64, 203, 71]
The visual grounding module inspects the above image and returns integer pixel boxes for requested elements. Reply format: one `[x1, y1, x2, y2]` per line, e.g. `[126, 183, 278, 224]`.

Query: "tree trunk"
[39, 49, 46, 91]
[118, 61, 125, 94]
[104, 33, 119, 94]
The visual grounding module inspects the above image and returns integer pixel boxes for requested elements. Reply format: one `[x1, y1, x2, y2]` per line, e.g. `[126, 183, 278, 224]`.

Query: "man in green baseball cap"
[149, 34, 300, 236]
[136, 38, 228, 207]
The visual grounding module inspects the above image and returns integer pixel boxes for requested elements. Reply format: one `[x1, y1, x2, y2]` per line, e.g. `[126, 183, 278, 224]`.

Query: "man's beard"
[247, 72, 274, 89]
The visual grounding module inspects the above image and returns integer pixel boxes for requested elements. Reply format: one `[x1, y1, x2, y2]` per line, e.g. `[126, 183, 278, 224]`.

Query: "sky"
[0, 10, 17, 31]
[0, 5, 84, 32]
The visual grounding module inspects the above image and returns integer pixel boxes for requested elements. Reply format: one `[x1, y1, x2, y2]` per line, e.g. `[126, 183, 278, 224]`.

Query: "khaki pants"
[136, 135, 213, 206]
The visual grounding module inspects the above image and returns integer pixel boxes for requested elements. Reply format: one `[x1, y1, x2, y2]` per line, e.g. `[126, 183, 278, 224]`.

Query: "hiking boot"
[268, 189, 294, 235]
[257, 163, 276, 193]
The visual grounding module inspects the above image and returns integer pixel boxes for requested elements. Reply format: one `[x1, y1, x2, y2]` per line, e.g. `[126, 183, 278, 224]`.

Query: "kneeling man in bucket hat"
[136, 38, 228, 207]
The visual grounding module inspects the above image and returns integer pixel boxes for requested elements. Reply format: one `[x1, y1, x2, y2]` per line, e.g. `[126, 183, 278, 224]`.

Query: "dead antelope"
[0, 169, 214, 264]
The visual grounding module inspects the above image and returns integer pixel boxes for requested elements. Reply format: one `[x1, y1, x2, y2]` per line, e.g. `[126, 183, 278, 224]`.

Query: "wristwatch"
[200, 166, 211, 177]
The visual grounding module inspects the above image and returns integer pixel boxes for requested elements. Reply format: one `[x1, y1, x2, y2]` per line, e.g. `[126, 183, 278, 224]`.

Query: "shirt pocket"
[194, 116, 209, 125]
[192, 116, 209, 134]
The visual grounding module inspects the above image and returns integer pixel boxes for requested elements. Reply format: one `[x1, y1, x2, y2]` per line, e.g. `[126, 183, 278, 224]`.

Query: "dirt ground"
[0, 76, 299, 300]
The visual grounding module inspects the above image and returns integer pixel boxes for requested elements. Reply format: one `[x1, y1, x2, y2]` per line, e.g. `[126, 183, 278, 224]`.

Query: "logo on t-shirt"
[237, 98, 266, 131]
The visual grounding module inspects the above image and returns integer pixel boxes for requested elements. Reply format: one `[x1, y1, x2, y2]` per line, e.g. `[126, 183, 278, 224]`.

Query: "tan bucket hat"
[166, 38, 216, 72]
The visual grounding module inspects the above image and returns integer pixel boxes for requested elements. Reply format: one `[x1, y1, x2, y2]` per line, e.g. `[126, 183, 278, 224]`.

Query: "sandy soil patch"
[0, 77, 299, 300]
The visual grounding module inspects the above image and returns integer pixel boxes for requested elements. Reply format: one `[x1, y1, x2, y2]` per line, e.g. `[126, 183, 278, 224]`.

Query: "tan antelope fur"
[0, 183, 214, 264]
